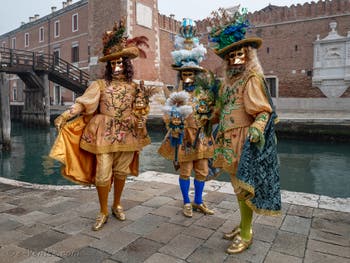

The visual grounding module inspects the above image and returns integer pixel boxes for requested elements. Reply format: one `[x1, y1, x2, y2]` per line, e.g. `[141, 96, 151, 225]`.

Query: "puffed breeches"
[95, 151, 134, 186]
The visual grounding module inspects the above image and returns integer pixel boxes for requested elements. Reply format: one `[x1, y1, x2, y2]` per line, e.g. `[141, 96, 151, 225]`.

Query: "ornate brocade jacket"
[213, 71, 273, 173]
[75, 79, 150, 154]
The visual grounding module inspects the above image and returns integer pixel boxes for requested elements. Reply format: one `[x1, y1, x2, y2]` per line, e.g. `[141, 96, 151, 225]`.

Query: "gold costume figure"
[50, 18, 153, 231]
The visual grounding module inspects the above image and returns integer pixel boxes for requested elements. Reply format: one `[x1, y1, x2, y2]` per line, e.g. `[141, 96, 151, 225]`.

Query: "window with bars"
[71, 45, 79, 63]
[25, 33, 29, 47]
[72, 14, 78, 32]
[39, 27, 44, 42]
[54, 20, 60, 37]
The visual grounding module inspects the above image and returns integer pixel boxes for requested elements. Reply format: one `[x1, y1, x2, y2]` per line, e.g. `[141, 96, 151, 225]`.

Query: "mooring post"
[0, 72, 11, 151]
[40, 73, 51, 126]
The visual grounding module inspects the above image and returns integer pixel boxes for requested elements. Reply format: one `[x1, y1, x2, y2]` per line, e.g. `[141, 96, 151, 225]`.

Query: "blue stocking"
[194, 179, 205, 205]
[179, 178, 190, 204]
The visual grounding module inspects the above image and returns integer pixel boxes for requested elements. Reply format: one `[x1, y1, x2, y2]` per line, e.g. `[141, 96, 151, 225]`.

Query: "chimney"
[66, 0, 72, 5]
[170, 14, 175, 19]
[34, 14, 40, 20]
[29, 16, 34, 22]
[51, 6, 57, 13]
[21, 22, 25, 26]
[63, 1, 67, 8]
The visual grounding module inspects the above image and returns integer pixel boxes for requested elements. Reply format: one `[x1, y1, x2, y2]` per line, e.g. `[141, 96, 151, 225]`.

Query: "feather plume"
[127, 36, 149, 58]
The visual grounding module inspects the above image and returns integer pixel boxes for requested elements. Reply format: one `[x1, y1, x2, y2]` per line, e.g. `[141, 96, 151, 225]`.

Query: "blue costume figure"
[158, 18, 216, 217]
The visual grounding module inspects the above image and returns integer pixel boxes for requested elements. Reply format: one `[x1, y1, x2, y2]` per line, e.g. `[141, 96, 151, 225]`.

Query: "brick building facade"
[1, 0, 349, 113]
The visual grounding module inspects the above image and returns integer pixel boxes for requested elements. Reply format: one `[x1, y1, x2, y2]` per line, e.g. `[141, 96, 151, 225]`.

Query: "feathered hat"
[171, 18, 207, 72]
[207, 6, 262, 58]
[99, 17, 149, 62]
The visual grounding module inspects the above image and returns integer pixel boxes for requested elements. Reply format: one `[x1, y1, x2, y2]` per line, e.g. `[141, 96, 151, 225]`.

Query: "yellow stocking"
[238, 199, 253, 241]
[113, 178, 126, 208]
[96, 185, 110, 215]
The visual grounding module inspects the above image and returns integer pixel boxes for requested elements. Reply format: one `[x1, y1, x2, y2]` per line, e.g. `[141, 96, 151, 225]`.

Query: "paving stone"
[111, 237, 163, 263]
[18, 230, 69, 253]
[281, 215, 311, 235]
[58, 246, 110, 263]
[188, 246, 227, 263]
[142, 196, 173, 208]
[17, 223, 51, 236]
[226, 239, 271, 263]
[309, 228, 350, 246]
[16, 251, 61, 263]
[312, 217, 350, 237]
[194, 215, 226, 230]
[122, 189, 154, 202]
[16, 211, 52, 226]
[203, 231, 231, 251]
[45, 234, 97, 257]
[304, 249, 350, 263]
[124, 205, 154, 221]
[313, 208, 350, 225]
[41, 196, 75, 208]
[253, 223, 278, 243]
[121, 214, 168, 236]
[271, 231, 307, 257]
[145, 222, 185, 244]
[144, 252, 185, 263]
[53, 217, 93, 235]
[90, 229, 139, 254]
[0, 202, 17, 212]
[0, 229, 31, 246]
[287, 204, 313, 218]
[3, 206, 28, 215]
[41, 210, 80, 227]
[184, 224, 214, 240]
[0, 218, 23, 231]
[159, 233, 204, 260]
[0, 244, 33, 263]
[204, 191, 230, 205]
[307, 239, 350, 258]
[210, 207, 234, 220]
[216, 200, 237, 210]
[255, 214, 284, 228]
[264, 251, 303, 263]
[40, 200, 82, 215]
[151, 205, 181, 218]
[169, 209, 203, 227]
[160, 186, 183, 200]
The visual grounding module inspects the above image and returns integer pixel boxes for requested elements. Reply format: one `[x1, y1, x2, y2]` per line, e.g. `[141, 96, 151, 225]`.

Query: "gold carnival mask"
[181, 70, 196, 84]
[111, 58, 124, 76]
[227, 47, 247, 67]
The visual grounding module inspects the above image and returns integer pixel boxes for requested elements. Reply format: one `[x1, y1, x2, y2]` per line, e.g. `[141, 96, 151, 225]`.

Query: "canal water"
[0, 122, 349, 198]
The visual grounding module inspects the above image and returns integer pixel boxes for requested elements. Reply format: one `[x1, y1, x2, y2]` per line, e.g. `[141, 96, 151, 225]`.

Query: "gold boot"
[183, 203, 193, 218]
[192, 202, 214, 215]
[92, 213, 109, 231]
[223, 225, 241, 240]
[111, 205, 126, 221]
[226, 234, 252, 254]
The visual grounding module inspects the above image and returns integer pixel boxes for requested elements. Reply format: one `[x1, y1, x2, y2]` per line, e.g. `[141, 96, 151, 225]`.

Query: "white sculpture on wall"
[312, 22, 350, 98]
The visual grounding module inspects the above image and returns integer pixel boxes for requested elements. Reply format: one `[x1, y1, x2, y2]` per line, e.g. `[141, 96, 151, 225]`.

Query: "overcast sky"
[0, 0, 311, 35]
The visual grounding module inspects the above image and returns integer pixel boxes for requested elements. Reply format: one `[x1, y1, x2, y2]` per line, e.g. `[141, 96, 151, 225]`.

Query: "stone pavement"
[0, 172, 349, 263]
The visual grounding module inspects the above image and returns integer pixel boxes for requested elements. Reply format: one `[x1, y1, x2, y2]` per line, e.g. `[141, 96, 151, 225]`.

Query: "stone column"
[40, 73, 50, 126]
[0, 73, 11, 151]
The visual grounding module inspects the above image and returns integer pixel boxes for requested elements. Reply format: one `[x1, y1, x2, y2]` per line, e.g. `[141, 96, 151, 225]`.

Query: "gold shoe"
[111, 205, 126, 221]
[192, 203, 214, 215]
[226, 234, 252, 254]
[183, 203, 193, 218]
[92, 213, 108, 231]
[223, 225, 241, 240]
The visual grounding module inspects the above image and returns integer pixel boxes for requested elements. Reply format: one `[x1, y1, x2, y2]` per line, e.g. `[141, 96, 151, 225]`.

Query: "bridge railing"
[0, 47, 89, 87]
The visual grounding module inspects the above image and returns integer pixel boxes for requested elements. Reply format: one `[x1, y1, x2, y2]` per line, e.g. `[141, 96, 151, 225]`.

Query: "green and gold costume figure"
[207, 7, 281, 254]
